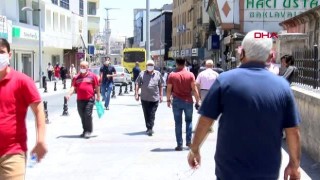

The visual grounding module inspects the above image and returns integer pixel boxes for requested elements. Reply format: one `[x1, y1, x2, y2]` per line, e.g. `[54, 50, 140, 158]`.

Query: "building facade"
[1, 0, 88, 81]
[150, 10, 172, 68]
[205, 0, 319, 68]
[133, 8, 162, 48]
[87, 0, 100, 60]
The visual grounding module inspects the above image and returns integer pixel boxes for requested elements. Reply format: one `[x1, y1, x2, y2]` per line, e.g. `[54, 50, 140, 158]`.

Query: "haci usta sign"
[245, 0, 319, 21]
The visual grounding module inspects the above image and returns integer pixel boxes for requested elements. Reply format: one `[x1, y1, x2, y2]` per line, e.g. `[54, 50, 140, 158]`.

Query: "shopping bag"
[95, 101, 104, 118]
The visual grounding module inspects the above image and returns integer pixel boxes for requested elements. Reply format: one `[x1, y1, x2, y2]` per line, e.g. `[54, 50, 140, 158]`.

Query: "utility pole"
[146, 0, 150, 60]
[104, 8, 119, 55]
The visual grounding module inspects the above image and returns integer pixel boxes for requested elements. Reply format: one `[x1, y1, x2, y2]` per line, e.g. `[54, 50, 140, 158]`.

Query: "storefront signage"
[12, 26, 38, 40]
[245, 0, 319, 21]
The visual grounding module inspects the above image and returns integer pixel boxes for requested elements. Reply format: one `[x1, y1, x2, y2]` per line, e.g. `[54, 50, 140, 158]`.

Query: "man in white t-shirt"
[196, 59, 219, 101]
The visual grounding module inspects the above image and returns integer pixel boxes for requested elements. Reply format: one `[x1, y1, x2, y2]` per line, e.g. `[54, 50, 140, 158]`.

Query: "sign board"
[12, 26, 38, 40]
[244, 0, 319, 22]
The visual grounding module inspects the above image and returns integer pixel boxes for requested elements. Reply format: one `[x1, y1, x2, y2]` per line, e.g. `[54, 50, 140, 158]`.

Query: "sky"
[97, 0, 173, 38]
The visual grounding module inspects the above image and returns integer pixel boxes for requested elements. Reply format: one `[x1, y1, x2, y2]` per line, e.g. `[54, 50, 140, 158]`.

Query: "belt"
[201, 89, 209, 91]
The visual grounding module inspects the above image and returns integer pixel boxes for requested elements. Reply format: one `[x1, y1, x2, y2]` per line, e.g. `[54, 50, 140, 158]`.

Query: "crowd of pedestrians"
[0, 28, 303, 180]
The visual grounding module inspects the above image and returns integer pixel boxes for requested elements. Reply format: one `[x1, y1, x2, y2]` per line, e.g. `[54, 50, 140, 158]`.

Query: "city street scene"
[1, 0, 320, 179]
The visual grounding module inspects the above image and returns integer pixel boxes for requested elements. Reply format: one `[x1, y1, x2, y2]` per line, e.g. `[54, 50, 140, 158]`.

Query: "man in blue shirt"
[188, 30, 301, 180]
[100, 57, 116, 110]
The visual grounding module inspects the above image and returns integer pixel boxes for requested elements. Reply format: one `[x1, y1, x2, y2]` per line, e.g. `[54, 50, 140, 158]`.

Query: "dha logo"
[254, 32, 278, 39]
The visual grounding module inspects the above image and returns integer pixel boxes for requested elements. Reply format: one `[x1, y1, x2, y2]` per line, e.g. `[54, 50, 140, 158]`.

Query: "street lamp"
[22, 0, 43, 88]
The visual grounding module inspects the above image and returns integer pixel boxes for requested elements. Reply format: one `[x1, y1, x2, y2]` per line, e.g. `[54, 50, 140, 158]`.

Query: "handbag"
[95, 101, 105, 118]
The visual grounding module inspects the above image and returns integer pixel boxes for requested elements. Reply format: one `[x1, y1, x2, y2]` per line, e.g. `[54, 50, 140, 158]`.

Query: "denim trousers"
[101, 82, 113, 108]
[172, 97, 193, 146]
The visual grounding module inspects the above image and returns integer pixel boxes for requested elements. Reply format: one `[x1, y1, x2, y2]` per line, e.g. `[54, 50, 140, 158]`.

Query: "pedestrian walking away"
[132, 61, 141, 95]
[135, 60, 164, 136]
[195, 59, 219, 102]
[100, 57, 116, 110]
[65, 60, 101, 139]
[47, 62, 54, 81]
[188, 30, 301, 180]
[166, 58, 200, 151]
[0, 38, 47, 180]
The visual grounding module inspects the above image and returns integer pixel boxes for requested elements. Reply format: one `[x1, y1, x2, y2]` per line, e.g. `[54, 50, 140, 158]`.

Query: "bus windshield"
[123, 52, 145, 63]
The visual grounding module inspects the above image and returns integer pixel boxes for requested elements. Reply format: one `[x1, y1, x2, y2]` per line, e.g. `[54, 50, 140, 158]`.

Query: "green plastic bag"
[95, 101, 104, 119]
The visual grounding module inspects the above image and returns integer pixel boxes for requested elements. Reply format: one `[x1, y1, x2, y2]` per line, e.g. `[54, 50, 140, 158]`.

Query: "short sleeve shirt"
[72, 71, 99, 100]
[136, 70, 164, 102]
[167, 68, 195, 103]
[100, 65, 116, 84]
[0, 68, 41, 156]
[132, 66, 141, 81]
[195, 68, 219, 90]
[199, 62, 301, 179]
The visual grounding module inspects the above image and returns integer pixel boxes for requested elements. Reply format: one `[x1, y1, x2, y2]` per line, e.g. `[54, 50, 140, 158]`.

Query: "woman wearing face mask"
[65, 61, 101, 139]
[0, 38, 48, 179]
[135, 60, 164, 136]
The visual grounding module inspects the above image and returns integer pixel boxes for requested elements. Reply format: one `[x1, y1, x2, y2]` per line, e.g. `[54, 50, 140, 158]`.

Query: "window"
[67, 17, 71, 32]
[88, 2, 96, 15]
[60, 15, 65, 32]
[32, 1, 39, 26]
[51, 0, 58, 5]
[60, 0, 69, 9]
[19, 0, 27, 23]
[79, 0, 84, 16]
[123, 52, 145, 63]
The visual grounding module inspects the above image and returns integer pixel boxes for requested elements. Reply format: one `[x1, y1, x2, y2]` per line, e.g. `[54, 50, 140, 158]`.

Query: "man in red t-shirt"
[66, 61, 100, 139]
[0, 38, 47, 179]
[167, 58, 200, 151]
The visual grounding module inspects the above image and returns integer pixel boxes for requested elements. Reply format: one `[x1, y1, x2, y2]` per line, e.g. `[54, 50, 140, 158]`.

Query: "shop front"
[11, 25, 39, 80]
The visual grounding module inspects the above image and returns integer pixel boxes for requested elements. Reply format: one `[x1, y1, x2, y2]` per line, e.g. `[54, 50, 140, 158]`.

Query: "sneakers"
[84, 132, 91, 139]
[80, 133, 85, 138]
[186, 143, 191, 148]
[146, 129, 154, 136]
[106, 106, 109, 110]
[175, 146, 183, 151]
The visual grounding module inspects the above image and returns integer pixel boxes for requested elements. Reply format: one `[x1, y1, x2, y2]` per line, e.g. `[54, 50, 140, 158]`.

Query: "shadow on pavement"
[150, 148, 179, 152]
[56, 135, 98, 139]
[112, 104, 140, 107]
[124, 131, 147, 136]
[282, 140, 320, 179]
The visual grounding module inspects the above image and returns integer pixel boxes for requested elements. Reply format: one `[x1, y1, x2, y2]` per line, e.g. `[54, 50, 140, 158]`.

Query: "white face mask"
[147, 65, 154, 72]
[0, 54, 9, 71]
[80, 68, 87, 74]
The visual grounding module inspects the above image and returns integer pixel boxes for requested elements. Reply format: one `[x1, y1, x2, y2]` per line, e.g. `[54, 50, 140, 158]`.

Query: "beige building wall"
[172, 0, 205, 57]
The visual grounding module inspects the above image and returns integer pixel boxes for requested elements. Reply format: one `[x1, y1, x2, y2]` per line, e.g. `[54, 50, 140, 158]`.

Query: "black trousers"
[77, 98, 95, 133]
[141, 100, 159, 130]
[48, 71, 53, 81]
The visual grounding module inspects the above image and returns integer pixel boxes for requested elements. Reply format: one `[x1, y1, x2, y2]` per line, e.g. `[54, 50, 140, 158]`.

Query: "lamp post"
[22, 0, 42, 88]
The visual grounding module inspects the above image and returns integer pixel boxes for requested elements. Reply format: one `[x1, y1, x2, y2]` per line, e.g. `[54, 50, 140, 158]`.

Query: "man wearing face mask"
[100, 57, 116, 110]
[0, 38, 47, 179]
[65, 61, 100, 139]
[135, 60, 164, 136]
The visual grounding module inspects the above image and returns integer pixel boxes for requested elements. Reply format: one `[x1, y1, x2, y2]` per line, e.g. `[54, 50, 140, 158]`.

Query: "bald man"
[65, 61, 101, 139]
[195, 59, 219, 101]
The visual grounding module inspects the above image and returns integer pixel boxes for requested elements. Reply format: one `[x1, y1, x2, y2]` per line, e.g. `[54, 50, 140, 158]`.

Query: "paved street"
[24, 81, 320, 180]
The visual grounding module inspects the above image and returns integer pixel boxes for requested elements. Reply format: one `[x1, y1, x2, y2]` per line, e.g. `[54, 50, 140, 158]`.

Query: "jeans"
[77, 98, 95, 133]
[101, 82, 113, 108]
[141, 100, 159, 130]
[172, 97, 193, 146]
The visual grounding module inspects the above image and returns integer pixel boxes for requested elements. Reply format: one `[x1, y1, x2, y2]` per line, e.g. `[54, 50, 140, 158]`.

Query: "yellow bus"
[122, 48, 147, 75]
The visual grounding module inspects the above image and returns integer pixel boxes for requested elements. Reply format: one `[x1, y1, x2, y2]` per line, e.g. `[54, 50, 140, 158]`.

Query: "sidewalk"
[24, 91, 319, 180]
[35, 79, 71, 97]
